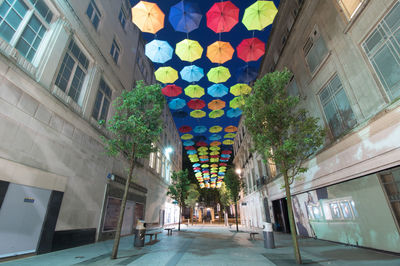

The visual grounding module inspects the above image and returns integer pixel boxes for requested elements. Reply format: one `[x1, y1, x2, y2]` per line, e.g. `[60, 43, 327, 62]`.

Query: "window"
[110, 39, 120, 63]
[304, 26, 329, 73]
[379, 168, 400, 228]
[0, 0, 53, 62]
[337, 0, 364, 20]
[156, 150, 161, 174]
[92, 78, 112, 122]
[55, 39, 89, 103]
[86, 0, 100, 30]
[362, 2, 400, 100]
[319, 75, 356, 138]
[287, 77, 300, 97]
[118, 8, 126, 28]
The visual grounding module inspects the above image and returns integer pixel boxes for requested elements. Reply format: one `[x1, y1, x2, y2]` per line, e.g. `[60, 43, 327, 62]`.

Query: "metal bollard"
[262, 222, 275, 249]
[134, 220, 146, 247]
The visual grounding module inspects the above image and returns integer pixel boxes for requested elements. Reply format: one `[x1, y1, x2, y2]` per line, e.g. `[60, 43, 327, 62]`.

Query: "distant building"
[0, 0, 181, 257]
[234, 0, 400, 254]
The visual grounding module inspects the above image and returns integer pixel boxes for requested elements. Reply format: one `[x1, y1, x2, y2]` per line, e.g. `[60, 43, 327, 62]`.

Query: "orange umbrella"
[208, 99, 226, 110]
[206, 41, 234, 64]
[210, 141, 221, 146]
[224, 125, 238, 132]
[131, 1, 165, 34]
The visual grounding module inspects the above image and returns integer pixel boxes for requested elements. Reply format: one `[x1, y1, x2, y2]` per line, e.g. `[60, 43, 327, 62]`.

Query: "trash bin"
[134, 220, 146, 247]
[262, 222, 275, 249]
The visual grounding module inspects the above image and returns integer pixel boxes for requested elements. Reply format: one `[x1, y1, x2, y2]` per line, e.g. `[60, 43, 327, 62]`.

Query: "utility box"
[134, 220, 146, 247]
[262, 222, 275, 249]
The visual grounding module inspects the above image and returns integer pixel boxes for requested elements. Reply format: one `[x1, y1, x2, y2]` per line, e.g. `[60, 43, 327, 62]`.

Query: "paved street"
[2, 225, 400, 266]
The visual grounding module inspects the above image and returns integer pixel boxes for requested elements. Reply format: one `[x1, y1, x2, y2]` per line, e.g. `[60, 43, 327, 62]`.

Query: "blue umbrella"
[169, 98, 186, 110]
[221, 154, 230, 158]
[207, 84, 229, 98]
[194, 125, 207, 133]
[145, 40, 173, 64]
[187, 150, 197, 155]
[172, 110, 188, 118]
[180, 65, 204, 82]
[193, 163, 201, 167]
[169, 1, 202, 33]
[209, 134, 222, 141]
[227, 108, 242, 118]
[183, 140, 195, 146]
[237, 66, 258, 83]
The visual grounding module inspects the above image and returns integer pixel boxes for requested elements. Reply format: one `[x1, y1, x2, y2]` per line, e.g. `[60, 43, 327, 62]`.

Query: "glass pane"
[68, 66, 85, 102]
[91, 91, 102, 120]
[100, 98, 109, 121]
[86, 3, 93, 18]
[28, 15, 41, 32]
[384, 2, 400, 32]
[55, 53, 74, 92]
[364, 26, 385, 55]
[0, 22, 15, 41]
[6, 9, 23, 29]
[335, 89, 356, 130]
[21, 26, 35, 43]
[287, 79, 299, 97]
[15, 38, 29, 56]
[14, 0, 28, 17]
[319, 86, 331, 105]
[0, 2, 11, 17]
[323, 101, 342, 138]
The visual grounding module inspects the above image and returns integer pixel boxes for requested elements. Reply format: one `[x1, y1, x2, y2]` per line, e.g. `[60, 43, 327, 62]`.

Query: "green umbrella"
[229, 96, 245, 108]
[209, 109, 224, 118]
[207, 66, 231, 83]
[230, 83, 252, 96]
[176, 39, 203, 62]
[185, 85, 205, 98]
[242, 1, 278, 31]
[155, 66, 178, 83]
[190, 110, 206, 118]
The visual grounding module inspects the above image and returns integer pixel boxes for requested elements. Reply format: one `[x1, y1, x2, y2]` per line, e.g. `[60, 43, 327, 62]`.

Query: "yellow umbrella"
[223, 139, 234, 145]
[131, 1, 165, 34]
[185, 85, 205, 98]
[209, 109, 224, 119]
[210, 141, 221, 146]
[225, 125, 238, 132]
[202, 164, 209, 168]
[208, 99, 226, 110]
[230, 83, 252, 96]
[190, 110, 206, 118]
[210, 151, 220, 155]
[207, 66, 231, 83]
[210, 158, 219, 162]
[210, 146, 220, 151]
[229, 96, 245, 108]
[198, 152, 208, 156]
[175, 39, 203, 62]
[209, 126, 223, 133]
[242, 1, 278, 31]
[206, 41, 234, 64]
[224, 133, 237, 138]
[198, 147, 208, 152]
[155, 67, 178, 83]
[181, 134, 193, 140]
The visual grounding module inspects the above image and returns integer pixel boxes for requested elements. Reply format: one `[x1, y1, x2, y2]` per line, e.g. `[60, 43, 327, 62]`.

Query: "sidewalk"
[1, 225, 399, 265]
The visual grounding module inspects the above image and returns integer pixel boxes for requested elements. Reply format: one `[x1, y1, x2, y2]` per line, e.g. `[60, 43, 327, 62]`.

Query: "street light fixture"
[165, 146, 173, 159]
[235, 168, 242, 176]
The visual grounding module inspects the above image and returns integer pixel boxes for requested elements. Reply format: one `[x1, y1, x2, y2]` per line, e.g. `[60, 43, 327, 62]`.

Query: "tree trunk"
[178, 204, 181, 231]
[190, 207, 193, 225]
[234, 202, 239, 232]
[111, 146, 135, 259]
[283, 172, 302, 264]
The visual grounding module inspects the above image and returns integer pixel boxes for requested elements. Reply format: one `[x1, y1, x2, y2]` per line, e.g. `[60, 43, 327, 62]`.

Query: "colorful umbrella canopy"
[176, 39, 203, 62]
[131, 1, 165, 34]
[207, 66, 231, 83]
[187, 99, 206, 109]
[210, 146, 220, 151]
[206, 41, 234, 64]
[221, 150, 232, 154]
[183, 140, 195, 146]
[237, 65, 258, 83]
[208, 99, 226, 110]
[210, 141, 222, 146]
[230, 83, 252, 96]
[187, 150, 197, 155]
[206, 1, 239, 33]
[224, 133, 236, 138]
[181, 134, 193, 140]
[155, 67, 178, 83]
[185, 85, 205, 98]
[223, 139, 234, 145]
[207, 84, 229, 98]
[145, 39, 173, 63]
[229, 96, 245, 108]
[180, 65, 204, 83]
[172, 110, 188, 118]
[209, 109, 224, 118]
[179, 126, 192, 133]
[162, 84, 182, 97]
[210, 126, 223, 133]
[237, 37, 265, 62]
[209, 134, 222, 141]
[185, 146, 195, 150]
[197, 141, 208, 147]
[225, 125, 238, 132]
[226, 108, 242, 118]
[169, 0, 202, 33]
[193, 125, 207, 133]
[198, 147, 208, 152]
[242, 1, 278, 31]
[168, 98, 186, 110]
[190, 110, 206, 118]
[193, 135, 207, 142]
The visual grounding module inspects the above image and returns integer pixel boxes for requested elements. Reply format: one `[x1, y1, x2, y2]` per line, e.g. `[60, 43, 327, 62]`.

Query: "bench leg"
[155, 234, 158, 241]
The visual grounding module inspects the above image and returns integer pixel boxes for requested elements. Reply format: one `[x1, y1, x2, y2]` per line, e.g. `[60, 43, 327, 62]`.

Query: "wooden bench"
[164, 227, 175, 236]
[249, 232, 259, 240]
[145, 231, 161, 243]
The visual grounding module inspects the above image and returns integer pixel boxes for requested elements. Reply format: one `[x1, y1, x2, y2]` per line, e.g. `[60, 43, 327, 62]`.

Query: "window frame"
[303, 25, 330, 76]
[92, 77, 112, 122]
[118, 7, 127, 29]
[110, 38, 120, 64]
[86, 0, 101, 30]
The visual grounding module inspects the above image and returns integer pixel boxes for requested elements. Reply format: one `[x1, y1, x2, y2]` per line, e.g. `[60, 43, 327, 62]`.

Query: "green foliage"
[224, 168, 245, 203]
[167, 169, 191, 207]
[243, 69, 325, 183]
[185, 183, 200, 208]
[218, 182, 232, 208]
[102, 80, 165, 160]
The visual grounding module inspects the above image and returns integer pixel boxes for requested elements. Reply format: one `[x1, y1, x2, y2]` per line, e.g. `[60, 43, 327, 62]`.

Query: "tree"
[184, 184, 200, 225]
[242, 69, 325, 264]
[224, 168, 245, 232]
[219, 183, 232, 226]
[102, 81, 165, 259]
[167, 169, 190, 231]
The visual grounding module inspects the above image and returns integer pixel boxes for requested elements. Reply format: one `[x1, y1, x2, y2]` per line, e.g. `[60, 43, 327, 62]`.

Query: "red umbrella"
[206, 1, 239, 33]
[196, 141, 208, 146]
[221, 150, 232, 154]
[185, 146, 195, 150]
[179, 125, 192, 133]
[219, 163, 227, 166]
[193, 167, 201, 170]
[236, 37, 265, 62]
[210, 155, 219, 158]
[187, 99, 206, 109]
[162, 84, 182, 97]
